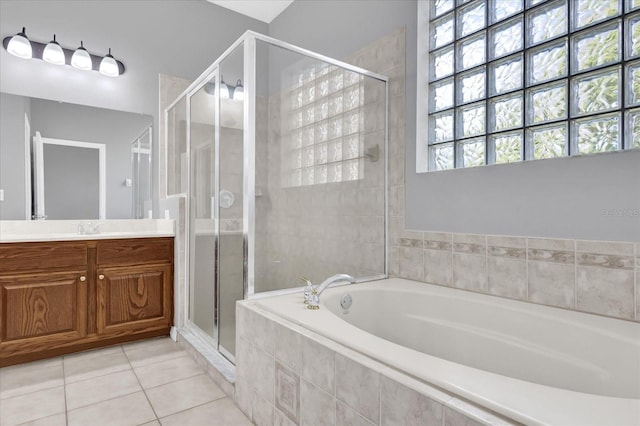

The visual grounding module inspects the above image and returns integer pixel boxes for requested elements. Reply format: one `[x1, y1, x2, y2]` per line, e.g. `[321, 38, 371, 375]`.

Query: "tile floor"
[0, 337, 253, 426]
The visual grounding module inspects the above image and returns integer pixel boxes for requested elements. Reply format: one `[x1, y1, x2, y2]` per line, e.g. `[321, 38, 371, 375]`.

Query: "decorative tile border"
[577, 253, 635, 270]
[424, 239, 452, 251]
[393, 231, 640, 322]
[488, 246, 526, 259]
[527, 248, 574, 264]
[399, 238, 422, 248]
[453, 242, 485, 255]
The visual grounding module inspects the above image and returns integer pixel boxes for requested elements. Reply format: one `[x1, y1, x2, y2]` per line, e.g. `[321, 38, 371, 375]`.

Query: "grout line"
[62, 354, 69, 426]
[64, 366, 131, 386]
[155, 395, 232, 423]
[633, 243, 640, 321]
[525, 238, 529, 301]
[574, 239, 578, 310]
[123, 344, 160, 422]
[66, 389, 142, 414]
[128, 350, 191, 370]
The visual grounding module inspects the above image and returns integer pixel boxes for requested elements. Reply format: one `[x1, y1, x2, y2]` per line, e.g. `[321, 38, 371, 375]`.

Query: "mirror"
[0, 92, 153, 220]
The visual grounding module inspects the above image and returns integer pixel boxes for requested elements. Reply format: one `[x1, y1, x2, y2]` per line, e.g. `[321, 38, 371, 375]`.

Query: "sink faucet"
[78, 222, 100, 235]
[307, 274, 356, 310]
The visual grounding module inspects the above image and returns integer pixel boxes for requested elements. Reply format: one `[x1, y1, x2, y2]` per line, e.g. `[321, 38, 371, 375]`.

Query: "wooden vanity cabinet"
[95, 239, 173, 339]
[0, 238, 173, 366]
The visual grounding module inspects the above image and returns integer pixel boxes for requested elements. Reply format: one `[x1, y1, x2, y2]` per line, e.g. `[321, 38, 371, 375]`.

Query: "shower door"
[188, 72, 219, 341]
[217, 45, 245, 360]
[187, 58, 245, 362]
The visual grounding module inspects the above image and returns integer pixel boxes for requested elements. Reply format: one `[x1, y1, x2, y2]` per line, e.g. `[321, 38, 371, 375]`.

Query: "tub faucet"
[307, 274, 356, 310]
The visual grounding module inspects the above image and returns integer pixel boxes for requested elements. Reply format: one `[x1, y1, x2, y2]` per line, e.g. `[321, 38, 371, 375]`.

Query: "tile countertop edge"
[0, 232, 176, 243]
[0, 219, 175, 243]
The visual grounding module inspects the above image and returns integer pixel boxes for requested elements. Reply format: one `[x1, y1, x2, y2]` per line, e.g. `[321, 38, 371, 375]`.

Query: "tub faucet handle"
[307, 292, 320, 310]
[302, 277, 315, 304]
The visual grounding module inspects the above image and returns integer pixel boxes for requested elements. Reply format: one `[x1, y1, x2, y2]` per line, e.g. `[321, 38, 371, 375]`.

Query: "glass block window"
[424, 0, 639, 172]
[282, 63, 365, 186]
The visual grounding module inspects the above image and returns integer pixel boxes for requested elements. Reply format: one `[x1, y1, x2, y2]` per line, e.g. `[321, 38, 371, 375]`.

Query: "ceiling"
[206, 0, 295, 23]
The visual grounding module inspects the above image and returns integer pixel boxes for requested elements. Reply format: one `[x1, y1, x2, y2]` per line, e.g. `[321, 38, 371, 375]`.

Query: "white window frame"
[417, 0, 640, 173]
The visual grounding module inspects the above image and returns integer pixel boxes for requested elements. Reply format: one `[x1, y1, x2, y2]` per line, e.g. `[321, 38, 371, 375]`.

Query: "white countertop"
[0, 219, 175, 243]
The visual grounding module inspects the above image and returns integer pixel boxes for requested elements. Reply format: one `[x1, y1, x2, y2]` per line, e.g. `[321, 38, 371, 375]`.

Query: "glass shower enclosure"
[165, 31, 388, 363]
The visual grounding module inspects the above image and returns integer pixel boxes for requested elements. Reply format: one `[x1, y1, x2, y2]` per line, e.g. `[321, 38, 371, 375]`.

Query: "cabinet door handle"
[98, 274, 105, 280]
[80, 276, 86, 282]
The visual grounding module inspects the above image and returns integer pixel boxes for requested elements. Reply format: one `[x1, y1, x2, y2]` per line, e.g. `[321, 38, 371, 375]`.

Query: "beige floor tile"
[63, 345, 123, 362]
[134, 355, 203, 389]
[139, 422, 161, 426]
[122, 336, 171, 352]
[146, 374, 226, 418]
[67, 391, 156, 426]
[14, 413, 66, 426]
[159, 398, 252, 426]
[65, 369, 142, 410]
[0, 386, 65, 426]
[0, 358, 63, 399]
[64, 351, 130, 384]
[124, 338, 186, 368]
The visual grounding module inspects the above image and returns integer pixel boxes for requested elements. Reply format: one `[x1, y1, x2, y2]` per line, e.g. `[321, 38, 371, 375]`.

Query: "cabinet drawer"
[97, 238, 173, 267]
[0, 242, 88, 272]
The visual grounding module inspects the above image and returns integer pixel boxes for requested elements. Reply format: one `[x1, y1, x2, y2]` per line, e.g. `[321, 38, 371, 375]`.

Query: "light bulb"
[71, 41, 92, 70]
[233, 79, 244, 101]
[43, 34, 65, 65]
[220, 79, 230, 99]
[99, 48, 119, 77]
[7, 27, 32, 59]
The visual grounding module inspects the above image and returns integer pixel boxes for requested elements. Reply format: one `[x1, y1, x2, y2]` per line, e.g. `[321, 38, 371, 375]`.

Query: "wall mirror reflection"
[0, 92, 153, 220]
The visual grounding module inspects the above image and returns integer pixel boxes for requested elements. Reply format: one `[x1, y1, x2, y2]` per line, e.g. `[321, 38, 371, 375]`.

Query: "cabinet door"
[0, 271, 87, 357]
[96, 263, 172, 336]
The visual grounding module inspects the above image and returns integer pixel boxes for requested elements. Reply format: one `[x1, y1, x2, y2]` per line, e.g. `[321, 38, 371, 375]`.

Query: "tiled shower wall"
[254, 36, 396, 292]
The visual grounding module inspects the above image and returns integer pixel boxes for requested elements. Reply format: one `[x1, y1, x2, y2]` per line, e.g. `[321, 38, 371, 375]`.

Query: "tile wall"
[393, 231, 640, 322]
[235, 302, 517, 426]
[255, 28, 404, 293]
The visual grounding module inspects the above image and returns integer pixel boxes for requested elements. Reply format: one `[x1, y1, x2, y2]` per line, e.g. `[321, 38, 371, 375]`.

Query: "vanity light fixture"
[99, 48, 119, 77]
[71, 41, 92, 70]
[6, 27, 32, 59]
[206, 77, 244, 100]
[2, 28, 125, 76]
[233, 79, 244, 101]
[42, 34, 65, 65]
[220, 77, 231, 99]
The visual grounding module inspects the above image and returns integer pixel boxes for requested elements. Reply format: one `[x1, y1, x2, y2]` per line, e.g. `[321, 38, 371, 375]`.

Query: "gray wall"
[269, 0, 639, 242]
[30, 99, 152, 219]
[0, 0, 268, 214]
[0, 92, 29, 219]
[43, 144, 99, 219]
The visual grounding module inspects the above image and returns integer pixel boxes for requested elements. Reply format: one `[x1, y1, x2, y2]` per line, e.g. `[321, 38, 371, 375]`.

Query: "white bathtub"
[256, 278, 640, 425]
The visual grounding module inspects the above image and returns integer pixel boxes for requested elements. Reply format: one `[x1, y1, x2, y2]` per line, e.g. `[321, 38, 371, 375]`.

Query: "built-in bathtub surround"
[236, 280, 640, 425]
[236, 299, 516, 426]
[394, 231, 640, 322]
